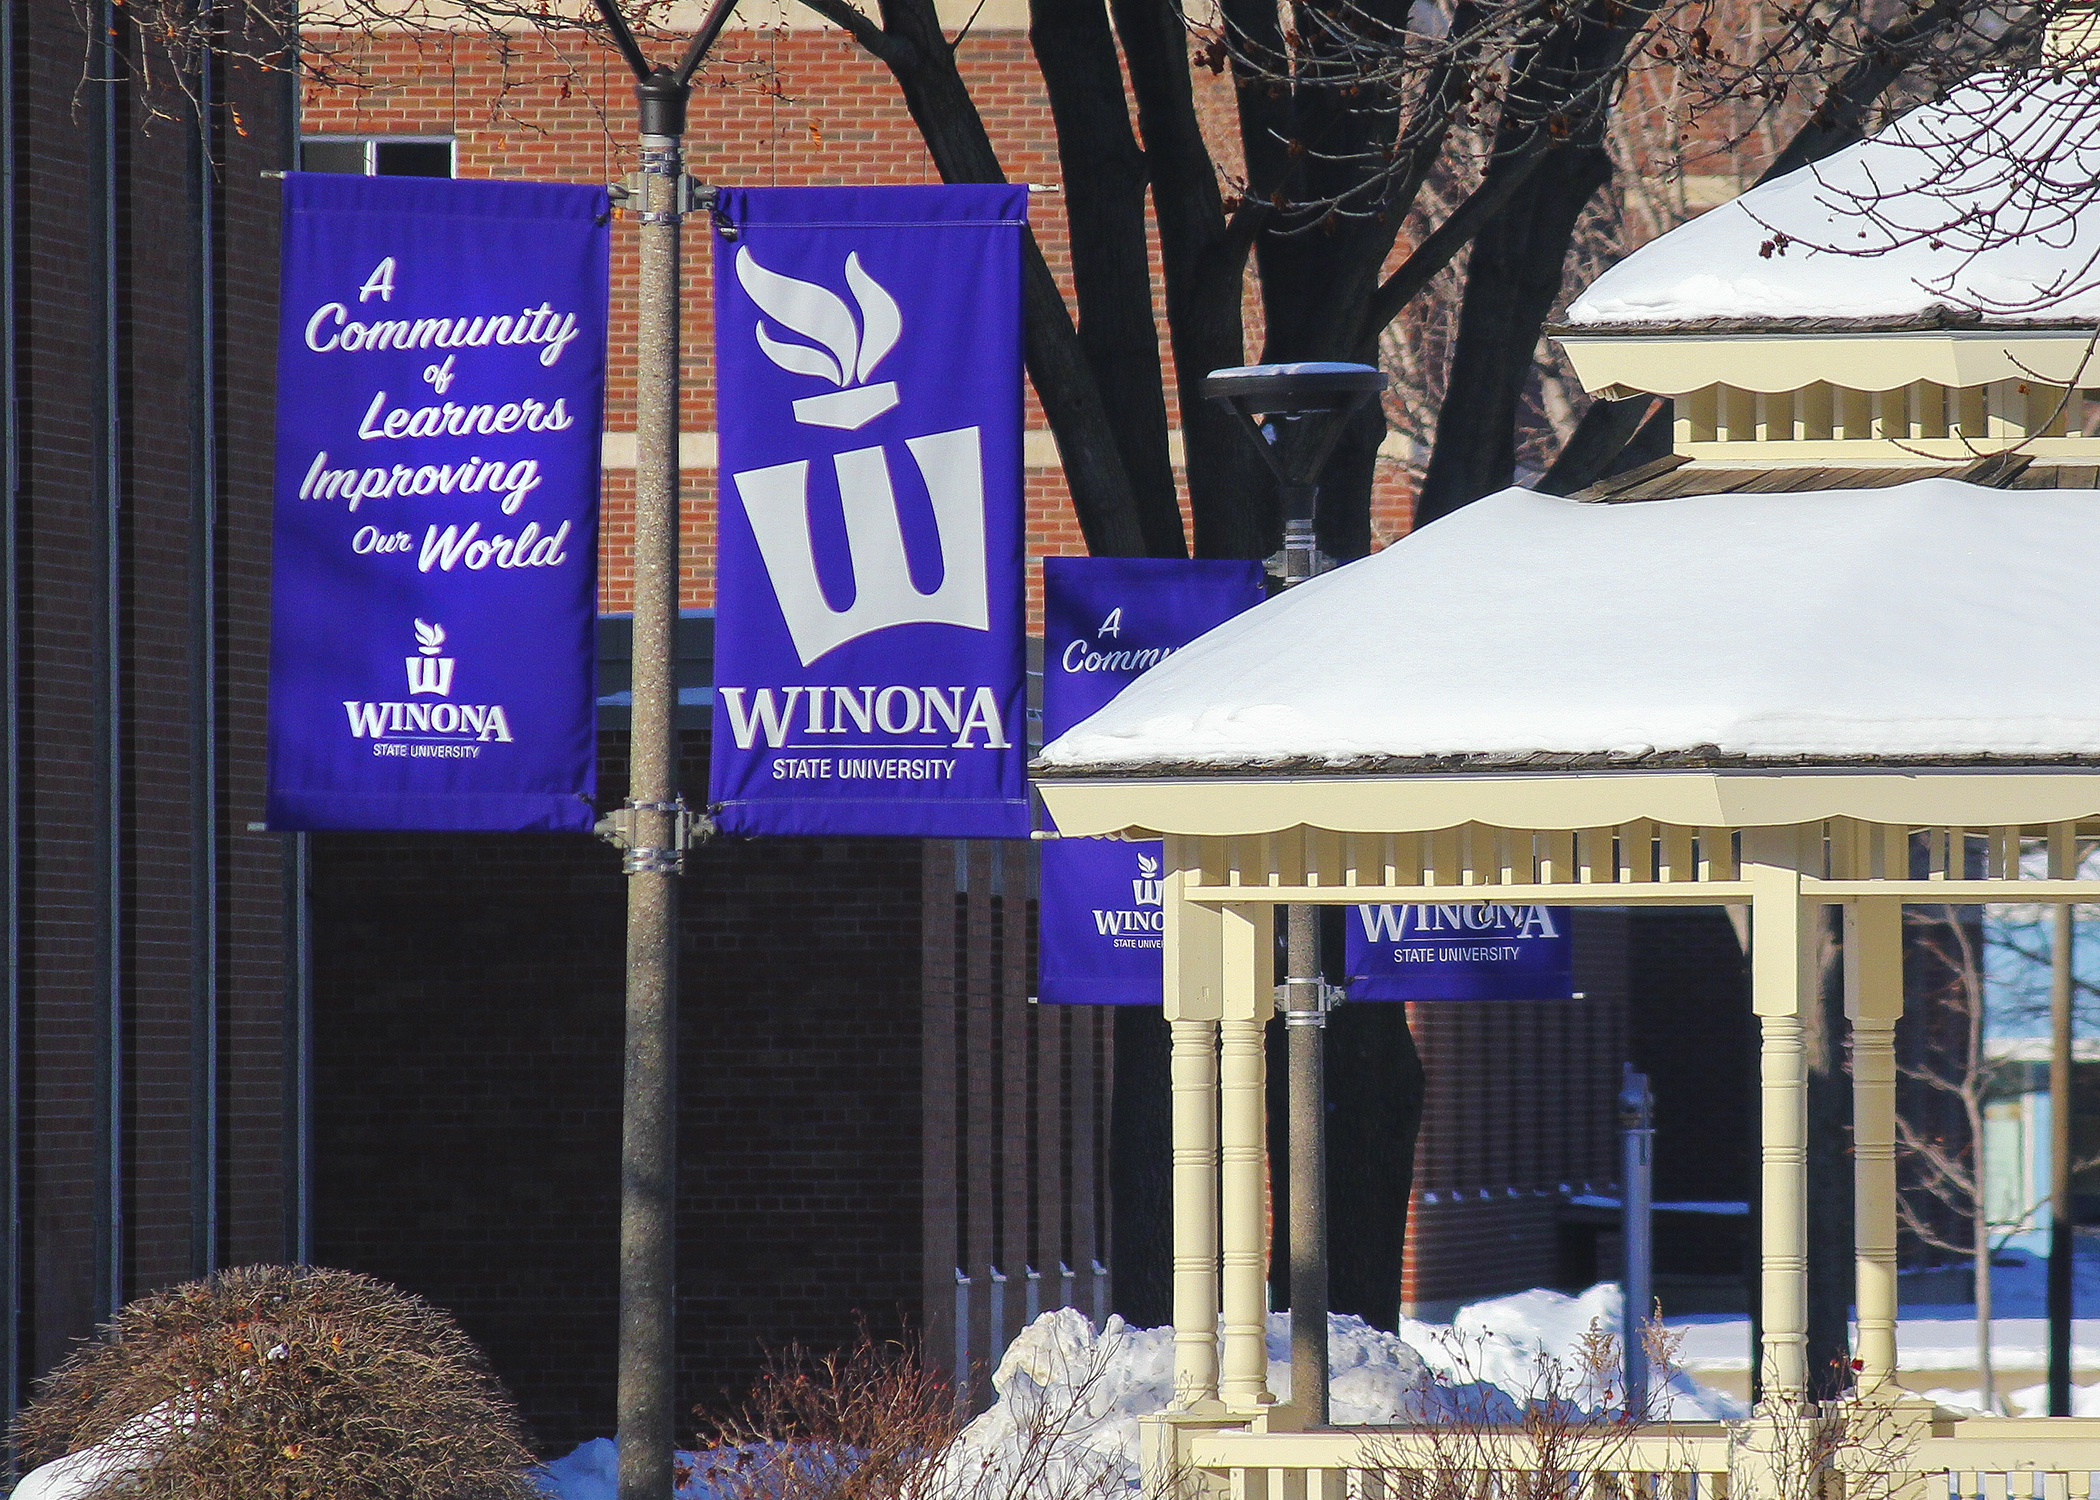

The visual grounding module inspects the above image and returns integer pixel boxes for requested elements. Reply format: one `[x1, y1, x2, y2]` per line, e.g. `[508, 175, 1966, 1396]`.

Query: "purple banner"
[1345, 903, 1575, 1001]
[709, 187, 1029, 838]
[1039, 558, 1266, 1004]
[266, 173, 607, 831]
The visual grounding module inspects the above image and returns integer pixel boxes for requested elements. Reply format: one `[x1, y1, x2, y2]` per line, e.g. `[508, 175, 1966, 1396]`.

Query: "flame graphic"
[414, 619, 446, 655]
[1137, 853, 1160, 877]
[736, 247, 902, 388]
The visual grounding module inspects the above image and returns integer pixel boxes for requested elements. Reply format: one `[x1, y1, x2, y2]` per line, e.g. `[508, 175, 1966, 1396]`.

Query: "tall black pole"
[2050, 903, 2075, 1416]
[591, 7, 735, 1497]
[1203, 363, 1383, 1431]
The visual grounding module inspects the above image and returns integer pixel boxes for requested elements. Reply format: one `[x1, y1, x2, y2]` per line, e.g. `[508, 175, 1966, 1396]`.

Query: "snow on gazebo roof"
[1564, 74, 2100, 330]
[1032, 480, 2100, 779]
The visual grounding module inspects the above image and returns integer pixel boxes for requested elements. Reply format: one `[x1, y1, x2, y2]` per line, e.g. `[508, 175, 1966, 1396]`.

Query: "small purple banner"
[709, 186, 1029, 838]
[266, 172, 607, 831]
[1038, 558, 1266, 1004]
[1345, 903, 1575, 1001]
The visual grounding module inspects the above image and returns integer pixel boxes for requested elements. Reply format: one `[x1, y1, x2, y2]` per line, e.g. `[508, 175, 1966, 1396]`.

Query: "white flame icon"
[737, 247, 902, 430]
[1138, 852, 1160, 877]
[414, 619, 446, 656]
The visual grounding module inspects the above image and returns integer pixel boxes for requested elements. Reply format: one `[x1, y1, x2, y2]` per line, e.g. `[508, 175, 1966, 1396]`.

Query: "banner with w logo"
[709, 186, 1029, 837]
[1038, 558, 1265, 1004]
[266, 173, 607, 831]
[1345, 902, 1575, 1000]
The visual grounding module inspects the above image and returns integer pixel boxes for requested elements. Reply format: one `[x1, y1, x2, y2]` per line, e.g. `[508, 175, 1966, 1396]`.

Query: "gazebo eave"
[1033, 765, 2100, 841]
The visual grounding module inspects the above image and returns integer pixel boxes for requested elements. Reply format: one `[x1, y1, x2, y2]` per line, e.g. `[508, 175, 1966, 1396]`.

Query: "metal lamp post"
[1202, 361, 1386, 1426]
[588, 4, 735, 1498]
[1618, 1064, 1655, 1414]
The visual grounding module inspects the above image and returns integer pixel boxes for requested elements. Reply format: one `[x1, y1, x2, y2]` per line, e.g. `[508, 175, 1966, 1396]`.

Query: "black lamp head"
[1200, 362, 1386, 419]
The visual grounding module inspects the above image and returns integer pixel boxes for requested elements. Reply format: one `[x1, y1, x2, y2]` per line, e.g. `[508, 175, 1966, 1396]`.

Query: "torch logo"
[406, 618, 455, 698]
[730, 248, 990, 668]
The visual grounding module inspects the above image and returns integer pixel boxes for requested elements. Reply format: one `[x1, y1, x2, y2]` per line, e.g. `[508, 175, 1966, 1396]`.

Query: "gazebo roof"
[1036, 479, 2100, 778]
[1564, 74, 2100, 331]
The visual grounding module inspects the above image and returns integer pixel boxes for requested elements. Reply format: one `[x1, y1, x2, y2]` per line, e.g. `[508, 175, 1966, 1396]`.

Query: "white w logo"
[732, 428, 988, 667]
[1357, 905, 1414, 942]
[405, 656, 455, 697]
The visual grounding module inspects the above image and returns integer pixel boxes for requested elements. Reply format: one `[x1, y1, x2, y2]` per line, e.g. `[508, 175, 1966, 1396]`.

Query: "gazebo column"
[1218, 902, 1276, 1411]
[1746, 829, 1814, 1401]
[1845, 897, 1903, 1396]
[1163, 878, 1223, 1410]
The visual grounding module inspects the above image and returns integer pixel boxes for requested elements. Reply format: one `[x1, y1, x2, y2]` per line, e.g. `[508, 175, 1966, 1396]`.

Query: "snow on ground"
[1033, 482, 2100, 772]
[1669, 1242, 2100, 1380]
[534, 1285, 1740, 1500]
[1563, 74, 2100, 324]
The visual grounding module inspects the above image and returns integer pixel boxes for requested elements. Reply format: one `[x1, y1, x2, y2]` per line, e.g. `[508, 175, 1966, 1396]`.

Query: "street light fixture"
[1203, 360, 1385, 1428]
[1201, 362, 1387, 587]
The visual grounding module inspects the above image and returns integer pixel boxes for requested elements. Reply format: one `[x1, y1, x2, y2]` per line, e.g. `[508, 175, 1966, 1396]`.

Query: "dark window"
[299, 138, 455, 178]
[374, 140, 454, 178]
[298, 139, 367, 174]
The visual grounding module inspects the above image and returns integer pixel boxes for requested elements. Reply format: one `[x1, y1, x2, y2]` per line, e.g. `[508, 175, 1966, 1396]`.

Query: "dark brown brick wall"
[309, 730, 933, 1454]
[11, 0, 292, 1389]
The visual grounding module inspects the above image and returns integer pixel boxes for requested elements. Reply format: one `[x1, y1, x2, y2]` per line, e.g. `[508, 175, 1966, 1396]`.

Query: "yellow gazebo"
[1034, 72, 2100, 1498]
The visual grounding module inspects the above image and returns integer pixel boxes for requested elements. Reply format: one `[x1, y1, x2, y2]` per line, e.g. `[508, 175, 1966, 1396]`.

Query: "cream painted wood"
[1846, 898, 1905, 1393]
[1164, 874, 1224, 1408]
[1558, 329, 2100, 398]
[1745, 830, 1813, 1400]
[1170, 1014, 1222, 1409]
[1220, 904, 1276, 1411]
[1037, 772, 2100, 842]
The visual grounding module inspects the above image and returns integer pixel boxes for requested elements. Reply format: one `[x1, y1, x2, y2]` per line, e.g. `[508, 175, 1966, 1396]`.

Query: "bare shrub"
[689, 1326, 962, 1500]
[691, 1312, 1140, 1500]
[12, 1263, 539, 1500]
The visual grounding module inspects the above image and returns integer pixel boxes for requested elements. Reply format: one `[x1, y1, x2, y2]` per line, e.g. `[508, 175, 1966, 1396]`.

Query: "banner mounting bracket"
[596, 796, 711, 874]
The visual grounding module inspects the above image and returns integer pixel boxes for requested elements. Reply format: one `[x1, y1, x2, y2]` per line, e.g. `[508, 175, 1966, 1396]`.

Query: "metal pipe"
[2051, 903, 2075, 1415]
[90, 0, 125, 1324]
[1619, 1066, 1655, 1414]
[1, 0, 22, 1429]
[188, 0, 222, 1282]
[617, 119, 686, 1500]
[284, 833, 313, 1265]
[1284, 904, 1328, 1424]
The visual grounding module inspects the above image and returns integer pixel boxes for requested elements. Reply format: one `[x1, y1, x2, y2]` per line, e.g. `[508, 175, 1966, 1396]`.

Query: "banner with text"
[1039, 558, 1266, 1004]
[1345, 903, 1575, 1001]
[267, 173, 607, 832]
[710, 186, 1030, 837]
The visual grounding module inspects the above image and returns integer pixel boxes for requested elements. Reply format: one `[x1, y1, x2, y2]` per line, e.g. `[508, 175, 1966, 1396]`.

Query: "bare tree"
[1898, 902, 2100, 1413]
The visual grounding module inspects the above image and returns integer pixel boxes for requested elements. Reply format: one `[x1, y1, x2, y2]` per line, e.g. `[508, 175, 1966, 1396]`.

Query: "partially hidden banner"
[710, 186, 1029, 838]
[1345, 903, 1575, 1001]
[1038, 558, 1267, 1004]
[267, 172, 608, 832]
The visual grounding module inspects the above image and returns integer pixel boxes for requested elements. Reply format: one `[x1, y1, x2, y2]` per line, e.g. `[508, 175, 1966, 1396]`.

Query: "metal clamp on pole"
[1276, 977, 1341, 1026]
[609, 172, 715, 226]
[594, 797, 711, 875]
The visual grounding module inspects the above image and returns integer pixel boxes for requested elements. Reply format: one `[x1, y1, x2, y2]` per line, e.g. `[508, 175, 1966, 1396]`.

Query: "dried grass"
[12, 1264, 539, 1500]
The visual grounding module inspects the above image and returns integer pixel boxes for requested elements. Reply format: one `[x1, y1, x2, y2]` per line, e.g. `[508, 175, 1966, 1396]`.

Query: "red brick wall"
[297, 23, 1417, 625]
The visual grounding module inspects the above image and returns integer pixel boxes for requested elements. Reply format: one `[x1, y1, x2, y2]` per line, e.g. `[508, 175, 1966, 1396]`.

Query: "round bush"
[12, 1264, 540, 1500]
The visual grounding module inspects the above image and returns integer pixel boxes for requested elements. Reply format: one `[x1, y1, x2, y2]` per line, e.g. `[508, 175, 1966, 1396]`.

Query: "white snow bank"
[1035, 481, 2100, 771]
[535, 1288, 1742, 1500]
[1567, 74, 2100, 324]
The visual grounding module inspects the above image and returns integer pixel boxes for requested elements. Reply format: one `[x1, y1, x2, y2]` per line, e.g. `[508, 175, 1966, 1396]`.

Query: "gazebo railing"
[1171, 820, 2100, 903]
[1157, 1413, 2100, 1500]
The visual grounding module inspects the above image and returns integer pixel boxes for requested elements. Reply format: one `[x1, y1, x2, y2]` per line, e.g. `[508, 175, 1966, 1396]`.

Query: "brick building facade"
[2, 0, 301, 1415]
[0, 0, 1690, 1461]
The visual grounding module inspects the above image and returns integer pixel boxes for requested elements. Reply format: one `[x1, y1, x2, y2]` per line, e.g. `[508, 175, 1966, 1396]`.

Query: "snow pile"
[1035, 481, 2100, 772]
[1566, 73, 2100, 325]
[535, 1288, 1741, 1500]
